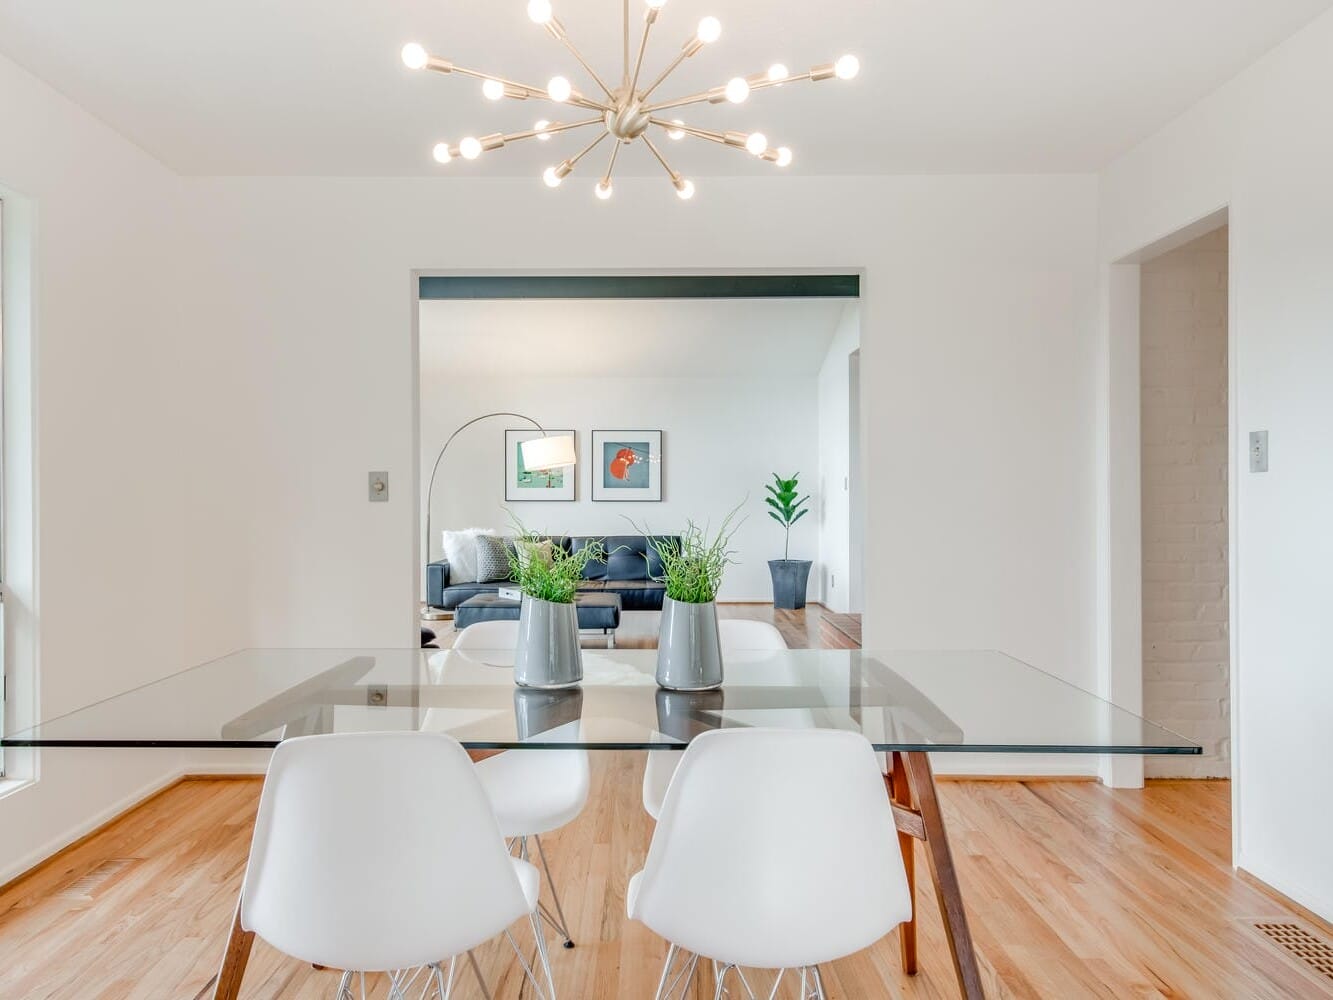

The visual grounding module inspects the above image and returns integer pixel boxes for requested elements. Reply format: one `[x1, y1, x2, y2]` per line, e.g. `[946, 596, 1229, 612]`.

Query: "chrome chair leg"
[809, 965, 828, 1000]
[532, 834, 576, 948]
[654, 944, 681, 1000]
[336, 970, 354, 1000]
[713, 963, 737, 1000]
[653, 945, 700, 1000]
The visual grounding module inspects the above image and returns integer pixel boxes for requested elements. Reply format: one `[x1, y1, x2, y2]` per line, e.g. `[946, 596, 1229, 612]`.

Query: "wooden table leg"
[888, 752, 918, 974]
[901, 750, 985, 999]
[212, 893, 255, 1000]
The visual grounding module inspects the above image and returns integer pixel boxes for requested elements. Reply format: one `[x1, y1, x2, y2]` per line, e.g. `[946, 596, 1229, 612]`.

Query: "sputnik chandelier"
[400, 0, 860, 200]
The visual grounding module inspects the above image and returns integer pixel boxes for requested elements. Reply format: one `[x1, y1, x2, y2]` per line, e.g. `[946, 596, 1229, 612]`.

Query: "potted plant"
[506, 516, 606, 689]
[766, 472, 812, 609]
[635, 507, 743, 691]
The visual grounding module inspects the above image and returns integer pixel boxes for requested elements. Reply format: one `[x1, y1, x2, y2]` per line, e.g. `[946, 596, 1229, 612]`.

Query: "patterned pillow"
[475, 534, 515, 584]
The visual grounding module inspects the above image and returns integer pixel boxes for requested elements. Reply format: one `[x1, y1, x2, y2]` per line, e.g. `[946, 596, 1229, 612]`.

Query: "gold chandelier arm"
[640, 134, 681, 181]
[506, 117, 604, 144]
[643, 69, 818, 114]
[545, 19, 616, 99]
[650, 117, 724, 143]
[623, 0, 631, 87]
[639, 30, 708, 103]
[565, 129, 613, 172]
[601, 140, 623, 188]
[439, 118, 603, 162]
[432, 61, 611, 111]
[629, 9, 658, 97]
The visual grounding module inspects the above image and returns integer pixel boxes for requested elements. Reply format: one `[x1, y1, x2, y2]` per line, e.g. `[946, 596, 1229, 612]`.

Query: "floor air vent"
[1255, 922, 1333, 981]
[57, 858, 138, 900]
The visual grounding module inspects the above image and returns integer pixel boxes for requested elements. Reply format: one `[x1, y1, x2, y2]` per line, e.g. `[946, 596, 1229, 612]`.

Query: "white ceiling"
[419, 297, 849, 377]
[0, 0, 1328, 176]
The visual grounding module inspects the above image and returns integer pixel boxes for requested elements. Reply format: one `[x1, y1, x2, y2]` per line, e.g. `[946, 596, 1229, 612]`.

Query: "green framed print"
[505, 429, 576, 501]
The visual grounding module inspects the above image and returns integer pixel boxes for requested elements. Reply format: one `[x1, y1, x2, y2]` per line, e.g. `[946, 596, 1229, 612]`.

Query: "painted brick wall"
[1140, 226, 1230, 778]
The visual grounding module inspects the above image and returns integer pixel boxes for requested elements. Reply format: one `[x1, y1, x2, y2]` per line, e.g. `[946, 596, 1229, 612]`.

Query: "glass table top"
[1, 647, 1199, 755]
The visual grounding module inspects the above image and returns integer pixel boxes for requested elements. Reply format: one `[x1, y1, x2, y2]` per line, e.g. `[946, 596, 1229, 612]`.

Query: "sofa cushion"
[572, 535, 677, 582]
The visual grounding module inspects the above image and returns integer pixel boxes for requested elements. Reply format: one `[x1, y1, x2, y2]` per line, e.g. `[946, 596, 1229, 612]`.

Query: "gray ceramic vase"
[515, 595, 583, 689]
[656, 596, 724, 691]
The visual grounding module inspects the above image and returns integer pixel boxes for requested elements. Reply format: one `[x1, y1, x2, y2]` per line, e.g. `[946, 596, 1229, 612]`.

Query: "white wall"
[816, 302, 860, 612]
[419, 374, 819, 601]
[1099, 8, 1333, 918]
[1140, 227, 1230, 779]
[0, 54, 242, 883]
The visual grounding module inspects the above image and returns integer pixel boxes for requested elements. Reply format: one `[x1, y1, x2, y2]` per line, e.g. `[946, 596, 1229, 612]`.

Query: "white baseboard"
[929, 752, 1099, 778]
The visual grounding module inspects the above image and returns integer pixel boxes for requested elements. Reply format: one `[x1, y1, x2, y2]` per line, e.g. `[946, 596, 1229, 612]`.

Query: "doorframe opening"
[1101, 206, 1236, 846]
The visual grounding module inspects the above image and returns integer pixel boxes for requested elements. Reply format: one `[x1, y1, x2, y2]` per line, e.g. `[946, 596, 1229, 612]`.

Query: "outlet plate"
[1249, 431, 1268, 473]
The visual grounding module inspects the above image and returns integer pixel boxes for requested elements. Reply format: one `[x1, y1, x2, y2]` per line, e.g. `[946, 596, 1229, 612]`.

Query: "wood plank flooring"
[1, 776, 1328, 997]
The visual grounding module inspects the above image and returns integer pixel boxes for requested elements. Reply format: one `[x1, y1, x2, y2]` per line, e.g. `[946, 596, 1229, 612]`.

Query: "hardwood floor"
[0, 776, 1327, 998]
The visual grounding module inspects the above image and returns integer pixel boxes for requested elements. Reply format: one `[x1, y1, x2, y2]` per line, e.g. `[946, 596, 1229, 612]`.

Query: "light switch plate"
[1249, 431, 1268, 473]
[368, 470, 389, 501]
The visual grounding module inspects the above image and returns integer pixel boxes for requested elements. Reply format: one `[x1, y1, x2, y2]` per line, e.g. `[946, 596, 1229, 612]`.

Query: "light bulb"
[595, 179, 613, 200]
[724, 77, 750, 104]
[675, 178, 695, 200]
[459, 137, 483, 160]
[401, 43, 428, 70]
[835, 54, 860, 80]
[527, 0, 553, 24]
[696, 16, 721, 44]
[482, 79, 505, 100]
[547, 75, 572, 102]
[667, 119, 685, 140]
[768, 63, 789, 82]
[645, 0, 668, 8]
[775, 146, 793, 167]
[535, 119, 553, 140]
[745, 132, 768, 155]
[543, 166, 563, 188]
[432, 142, 452, 164]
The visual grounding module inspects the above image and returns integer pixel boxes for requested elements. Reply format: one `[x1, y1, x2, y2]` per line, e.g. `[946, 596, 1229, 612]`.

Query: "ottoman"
[454, 592, 623, 645]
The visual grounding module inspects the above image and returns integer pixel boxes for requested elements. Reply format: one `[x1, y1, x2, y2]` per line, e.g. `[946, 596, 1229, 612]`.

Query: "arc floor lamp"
[423, 412, 577, 621]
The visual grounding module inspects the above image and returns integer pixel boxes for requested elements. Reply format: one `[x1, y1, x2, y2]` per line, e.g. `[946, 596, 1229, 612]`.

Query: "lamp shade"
[519, 433, 577, 472]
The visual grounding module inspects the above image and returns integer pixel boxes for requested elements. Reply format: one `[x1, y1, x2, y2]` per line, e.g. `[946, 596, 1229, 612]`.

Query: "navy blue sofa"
[426, 534, 678, 612]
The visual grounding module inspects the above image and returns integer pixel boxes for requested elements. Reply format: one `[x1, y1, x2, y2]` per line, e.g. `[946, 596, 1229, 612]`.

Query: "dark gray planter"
[768, 559, 812, 610]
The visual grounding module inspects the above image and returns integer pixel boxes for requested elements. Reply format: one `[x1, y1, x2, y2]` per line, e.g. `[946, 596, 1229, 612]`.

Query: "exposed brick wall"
[1140, 226, 1230, 778]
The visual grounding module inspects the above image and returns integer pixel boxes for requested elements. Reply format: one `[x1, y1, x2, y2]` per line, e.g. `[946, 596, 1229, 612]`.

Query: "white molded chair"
[642, 619, 787, 820]
[240, 732, 556, 999]
[455, 619, 590, 949]
[628, 728, 912, 999]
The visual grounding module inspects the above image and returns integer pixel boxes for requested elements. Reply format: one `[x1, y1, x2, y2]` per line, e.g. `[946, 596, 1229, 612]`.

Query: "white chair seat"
[476, 749, 590, 838]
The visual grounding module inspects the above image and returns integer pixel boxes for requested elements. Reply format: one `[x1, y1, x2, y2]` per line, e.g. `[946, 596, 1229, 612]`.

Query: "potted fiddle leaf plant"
[631, 505, 743, 691]
[506, 513, 606, 689]
[766, 472, 812, 609]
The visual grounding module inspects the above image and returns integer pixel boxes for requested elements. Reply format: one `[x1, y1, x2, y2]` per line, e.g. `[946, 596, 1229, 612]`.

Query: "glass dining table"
[1, 646, 1198, 1000]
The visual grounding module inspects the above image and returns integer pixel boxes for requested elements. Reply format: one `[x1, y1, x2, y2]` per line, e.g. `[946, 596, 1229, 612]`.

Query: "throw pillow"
[475, 534, 515, 584]
[439, 527, 495, 584]
[515, 537, 555, 573]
